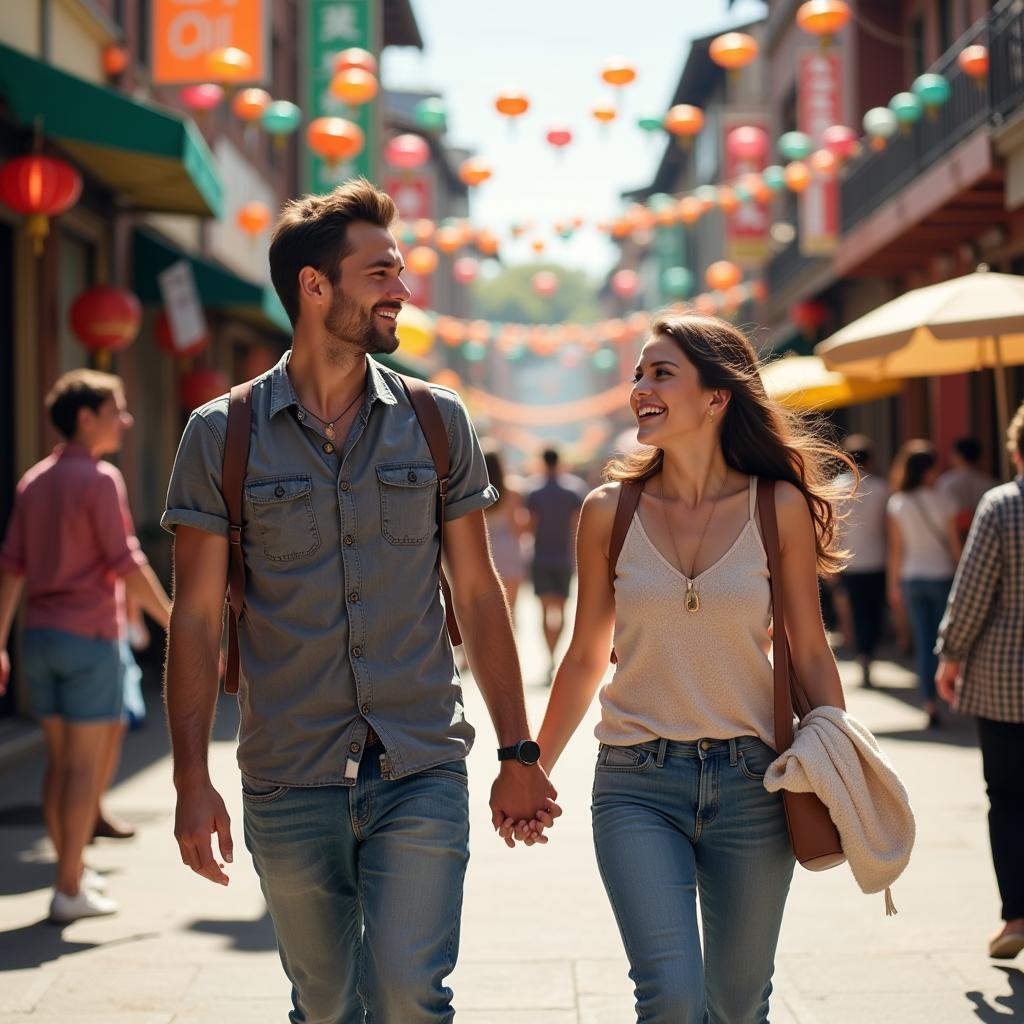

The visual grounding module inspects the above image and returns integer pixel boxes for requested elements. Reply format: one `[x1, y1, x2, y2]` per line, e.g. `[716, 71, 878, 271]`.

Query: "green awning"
[133, 229, 290, 334]
[0, 42, 222, 218]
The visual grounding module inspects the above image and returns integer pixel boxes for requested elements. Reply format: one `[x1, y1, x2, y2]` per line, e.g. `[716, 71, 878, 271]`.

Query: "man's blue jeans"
[592, 736, 795, 1024]
[242, 750, 470, 1024]
[901, 577, 953, 703]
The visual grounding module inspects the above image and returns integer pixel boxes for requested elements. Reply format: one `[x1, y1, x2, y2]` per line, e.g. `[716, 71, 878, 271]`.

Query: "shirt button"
[407, 470, 418, 482]
[348, 591, 359, 603]
[352, 645, 363, 658]
[340, 480, 350, 491]
[344, 535, 354, 546]
[323, 441, 335, 454]
[350, 742, 361, 754]
[360, 703, 370, 715]
[296, 410, 305, 421]
[274, 485, 285, 498]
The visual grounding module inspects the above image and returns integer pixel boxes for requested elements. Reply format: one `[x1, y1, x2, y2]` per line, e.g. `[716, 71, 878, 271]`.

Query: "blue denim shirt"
[162, 353, 497, 786]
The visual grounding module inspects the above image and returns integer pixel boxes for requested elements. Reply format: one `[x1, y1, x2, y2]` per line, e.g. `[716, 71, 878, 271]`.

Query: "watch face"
[517, 740, 541, 765]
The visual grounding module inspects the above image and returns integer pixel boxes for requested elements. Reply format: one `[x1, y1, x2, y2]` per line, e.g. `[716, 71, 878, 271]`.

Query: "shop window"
[938, 0, 953, 54]
[56, 230, 97, 375]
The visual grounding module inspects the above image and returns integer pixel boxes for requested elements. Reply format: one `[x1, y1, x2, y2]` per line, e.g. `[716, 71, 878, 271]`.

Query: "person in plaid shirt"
[936, 401, 1024, 961]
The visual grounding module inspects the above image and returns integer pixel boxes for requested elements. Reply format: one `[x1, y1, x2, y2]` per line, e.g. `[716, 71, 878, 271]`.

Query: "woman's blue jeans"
[901, 577, 953, 702]
[592, 736, 795, 1024]
[242, 750, 470, 1024]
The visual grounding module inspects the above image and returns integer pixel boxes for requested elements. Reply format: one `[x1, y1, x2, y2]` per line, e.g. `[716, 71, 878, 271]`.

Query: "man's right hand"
[174, 778, 233, 885]
[0, 649, 9, 696]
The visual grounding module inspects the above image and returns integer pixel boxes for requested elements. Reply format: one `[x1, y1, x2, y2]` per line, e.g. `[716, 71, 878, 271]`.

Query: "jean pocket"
[421, 760, 469, 786]
[596, 744, 654, 772]
[377, 462, 438, 545]
[241, 776, 290, 804]
[737, 741, 777, 782]
[246, 475, 321, 562]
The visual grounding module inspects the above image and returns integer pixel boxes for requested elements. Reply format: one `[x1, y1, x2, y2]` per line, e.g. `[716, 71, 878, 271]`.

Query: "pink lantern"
[532, 271, 559, 297]
[453, 257, 479, 285]
[546, 127, 572, 149]
[180, 84, 224, 112]
[726, 125, 769, 163]
[611, 268, 640, 299]
[384, 134, 429, 171]
[822, 124, 859, 161]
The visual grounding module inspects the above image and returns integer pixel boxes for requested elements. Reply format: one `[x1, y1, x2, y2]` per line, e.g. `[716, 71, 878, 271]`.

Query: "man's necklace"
[297, 387, 364, 440]
[659, 470, 726, 614]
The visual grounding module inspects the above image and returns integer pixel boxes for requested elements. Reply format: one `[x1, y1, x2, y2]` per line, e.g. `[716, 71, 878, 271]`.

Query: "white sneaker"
[49, 887, 119, 923]
[81, 867, 107, 893]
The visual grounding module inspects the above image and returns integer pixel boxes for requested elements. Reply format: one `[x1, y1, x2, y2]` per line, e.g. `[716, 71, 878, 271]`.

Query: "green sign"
[306, 0, 379, 194]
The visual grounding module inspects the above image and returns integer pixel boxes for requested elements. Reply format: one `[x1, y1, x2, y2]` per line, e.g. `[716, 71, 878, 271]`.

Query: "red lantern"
[958, 45, 989, 84]
[102, 45, 129, 78]
[709, 33, 759, 71]
[532, 271, 559, 297]
[726, 125, 769, 163]
[333, 47, 377, 77]
[0, 154, 82, 255]
[180, 84, 224, 112]
[458, 158, 492, 187]
[155, 310, 209, 359]
[611, 269, 640, 299]
[70, 286, 142, 366]
[790, 300, 829, 335]
[384, 134, 429, 171]
[179, 368, 230, 410]
[822, 124, 859, 161]
[307, 117, 364, 166]
[453, 257, 479, 284]
[705, 261, 742, 292]
[546, 127, 573, 150]
[237, 201, 272, 236]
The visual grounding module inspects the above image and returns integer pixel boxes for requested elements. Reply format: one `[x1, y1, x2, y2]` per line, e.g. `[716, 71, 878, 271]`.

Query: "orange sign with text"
[152, 0, 266, 85]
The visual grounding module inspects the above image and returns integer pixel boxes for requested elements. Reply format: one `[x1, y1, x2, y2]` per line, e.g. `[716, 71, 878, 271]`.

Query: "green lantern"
[911, 73, 951, 115]
[462, 341, 488, 362]
[414, 97, 447, 133]
[648, 192, 675, 213]
[778, 131, 812, 162]
[889, 92, 924, 131]
[261, 100, 301, 136]
[661, 266, 695, 299]
[695, 184, 719, 207]
[592, 348, 618, 372]
[762, 165, 786, 191]
[637, 116, 663, 134]
[734, 183, 752, 203]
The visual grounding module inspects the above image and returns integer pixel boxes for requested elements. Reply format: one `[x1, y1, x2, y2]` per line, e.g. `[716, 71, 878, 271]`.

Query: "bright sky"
[382, 0, 767, 279]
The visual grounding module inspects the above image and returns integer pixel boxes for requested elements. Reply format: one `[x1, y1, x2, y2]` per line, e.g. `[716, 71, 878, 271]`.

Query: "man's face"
[80, 392, 133, 456]
[323, 221, 412, 357]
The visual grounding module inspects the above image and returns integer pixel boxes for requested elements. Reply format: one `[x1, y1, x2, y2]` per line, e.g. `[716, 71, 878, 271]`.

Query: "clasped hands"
[489, 762, 562, 848]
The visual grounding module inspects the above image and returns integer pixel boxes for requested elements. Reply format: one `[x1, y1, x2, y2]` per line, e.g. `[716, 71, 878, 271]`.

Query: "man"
[526, 448, 586, 680]
[163, 179, 559, 1023]
[937, 436, 997, 543]
[0, 370, 171, 922]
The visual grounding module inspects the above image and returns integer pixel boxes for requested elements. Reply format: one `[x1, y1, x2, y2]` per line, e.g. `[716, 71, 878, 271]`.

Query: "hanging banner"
[798, 50, 842, 256]
[157, 260, 208, 353]
[152, 0, 268, 85]
[722, 111, 772, 268]
[384, 175, 433, 309]
[306, 0, 380, 194]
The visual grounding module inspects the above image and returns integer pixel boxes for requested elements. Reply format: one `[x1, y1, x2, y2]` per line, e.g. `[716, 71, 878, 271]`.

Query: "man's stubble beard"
[324, 288, 399, 362]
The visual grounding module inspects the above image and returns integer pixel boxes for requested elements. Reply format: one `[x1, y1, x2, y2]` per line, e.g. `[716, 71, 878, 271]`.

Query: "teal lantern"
[559, 227, 574, 241]
[778, 131, 812, 161]
[762, 165, 786, 191]
[462, 341, 488, 362]
[734, 183, 752, 203]
[888, 92, 923, 131]
[862, 106, 898, 149]
[911, 73, 951, 116]
[637, 116, 663, 134]
[695, 184, 719, 207]
[592, 348, 618, 372]
[648, 192, 675, 213]
[414, 97, 447, 133]
[261, 100, 301, 137]
[661, 266, 695, 299]
[400, 225, 416, 246]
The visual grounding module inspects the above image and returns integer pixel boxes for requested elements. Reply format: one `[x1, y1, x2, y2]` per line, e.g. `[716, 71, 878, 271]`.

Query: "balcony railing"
[841, 0, 1023, 234]
[765, 236, 829, 297]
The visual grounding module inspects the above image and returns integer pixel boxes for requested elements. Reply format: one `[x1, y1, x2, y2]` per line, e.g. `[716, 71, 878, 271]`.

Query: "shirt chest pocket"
[377, 463, 438, 545]
[246, 474, 321, 562]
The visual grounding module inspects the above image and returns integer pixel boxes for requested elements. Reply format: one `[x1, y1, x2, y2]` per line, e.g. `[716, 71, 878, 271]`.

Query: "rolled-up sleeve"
[90, 469, 149, 577]
[161, 410, 230, 538]
[435, 387, 498, 521]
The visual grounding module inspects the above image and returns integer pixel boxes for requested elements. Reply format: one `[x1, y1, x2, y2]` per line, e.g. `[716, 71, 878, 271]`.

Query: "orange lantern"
[467, 320, 491, 344]
[407, 246, 439, 275]
[708, 33, 759, 72]
[475, 230, 500, 256]
[724, 285, 748, 311]
[678, 196, 703, 225]
[413, 218, 435, 243]
[750, 280, 768, 303]
[333, 47, 377, 77]
[330, 68, 378, 106]
[70, 286, 142, 367]
[232, 88, 271, 123]
[958, 45, 989, 86]
[495, 91, 529, 118]
[0, 154, 82, 255]
[102, 45, 129, 78]
[531, 239, 546, 255]
[654, 205, 677, 228]
[739, 172, 773, 205]
[307, 117, 364, 166]
[237, 201, 271, 236]
[431, 368, 463, 392]
[694, 293, 718, 316]
[437, 316, 466, 346]
[717, 186, 739, 214]
[592, 104, 617, 125]
[435, 226, 463, 254]
[458, 157, 493, 187]
[601, 59, 637, 87]
[784, 161, 812, 192]
[206, 47, 253, 86]
[809, 149, 838, 178]
[705, 260, 742, 292]
[664, 105, 704, 144]
[795, 1, 851, 48]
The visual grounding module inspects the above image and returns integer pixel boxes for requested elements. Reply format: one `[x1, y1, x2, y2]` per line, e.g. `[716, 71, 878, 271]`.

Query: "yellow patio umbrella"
[815, 269, 1024, 476]
[395, 303, 435, 357]
[760, 355, 904, 412]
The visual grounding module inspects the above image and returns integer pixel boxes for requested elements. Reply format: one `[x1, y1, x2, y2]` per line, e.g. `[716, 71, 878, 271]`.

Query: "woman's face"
[631, 333, 720, 447]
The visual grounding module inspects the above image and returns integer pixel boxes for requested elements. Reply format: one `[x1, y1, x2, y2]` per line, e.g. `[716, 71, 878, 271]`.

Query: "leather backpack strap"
[607, 478, 645, 664]
[222, 381, 254, 695]
[397, 374, 462, 647]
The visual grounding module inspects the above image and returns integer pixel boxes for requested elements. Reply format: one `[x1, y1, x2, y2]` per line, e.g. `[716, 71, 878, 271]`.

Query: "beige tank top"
[596, 475, 776, 746]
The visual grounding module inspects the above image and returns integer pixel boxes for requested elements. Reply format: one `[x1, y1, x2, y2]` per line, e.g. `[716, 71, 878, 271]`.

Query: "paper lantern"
[307, 117, 364, 165]
[432, 368, 463, 391]
[662, 266, 695, 299]
[330, 68, 378, 106]
[458, 157, 492, 187]
[739, 172, 773, 205]
[727, 125, 769, 162]
[912, 73, 951, 116]
[958, 45, 989, 83]
[695, 185, 719, 210]
[705, 261, 742, 291]
[593, 348, 618, 372]
[412, 219, 435, 243]
[717, 186, 739, 213]
[601, 59, 637, 87]
[822, 124, 859, 161]
[155, 310, 209, 359]
[406, 246, 438, 275]
[385, 133, 429, 170]
[70, 286, 141, 360]
[532, 271, 559, 297]
[467, 320, 491, 344]
[453, 257, 479, 284]
[678, 196, 703, 225]
[237, 201, 271, 236]
[332, 47, 377, 77]
[415, 97, 447, 132]
[475, 229, 500, 256]
[592, 104, 617, 125]
[495, 91, 529, 118]
[637, 116, 663, 134]
[889, 92, 923, 131]
[103, 45, 129, 78]
[796, 1, 851, 47]
[778, 130, 812, 161]
[180, 368, 229, 411]
[862, 107, 898, 150]
[531, 239, 546, 254]
[762, 165, 786, 191]
[694, 294, 718, 316]
[437, 317, 466, 346]
[790, 300, 829, 334]
[783, 161, 812, 192]
[0, 154, 82, 255]
[433, 226, 462, 255]
[206, 47, 253, 85]
[665, 104, 704, 140]
[546, 127, 572, 150]
[709, 32, 759, 71]
[611, 269, 640, 299]
[233, 88, 271, 122]
[809, 149, 838, 177]
[261, 100, 301, 137]
[180, 84, 223, 112]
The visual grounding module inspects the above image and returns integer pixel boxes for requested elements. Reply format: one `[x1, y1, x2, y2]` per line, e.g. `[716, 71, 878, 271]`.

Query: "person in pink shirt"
[0, 370, 171, 923]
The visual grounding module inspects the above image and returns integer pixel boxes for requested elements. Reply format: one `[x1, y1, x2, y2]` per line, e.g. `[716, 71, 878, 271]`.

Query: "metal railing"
[765, 236, 829, 297]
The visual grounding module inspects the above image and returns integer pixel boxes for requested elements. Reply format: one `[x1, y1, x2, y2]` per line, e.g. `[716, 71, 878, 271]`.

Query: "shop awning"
[0, 42, 222, 218]
[133, 229, 289, 334]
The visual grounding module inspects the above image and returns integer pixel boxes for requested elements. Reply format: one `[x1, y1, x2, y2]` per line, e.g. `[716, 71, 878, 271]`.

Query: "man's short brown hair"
[45, 369, 124, 439]
[268, 178, 398, 326]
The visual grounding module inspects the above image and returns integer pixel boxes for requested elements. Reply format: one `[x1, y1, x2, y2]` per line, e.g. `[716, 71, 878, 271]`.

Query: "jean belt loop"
[728, 738, 738, 767]
[655, 737, 668, 768]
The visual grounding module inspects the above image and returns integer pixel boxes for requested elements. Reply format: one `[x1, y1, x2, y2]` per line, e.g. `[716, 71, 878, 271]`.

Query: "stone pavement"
[0, 592, 1021, 1022]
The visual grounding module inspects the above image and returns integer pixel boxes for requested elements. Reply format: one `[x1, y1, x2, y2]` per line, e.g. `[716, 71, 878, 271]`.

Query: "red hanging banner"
[798, 50, 842, 256]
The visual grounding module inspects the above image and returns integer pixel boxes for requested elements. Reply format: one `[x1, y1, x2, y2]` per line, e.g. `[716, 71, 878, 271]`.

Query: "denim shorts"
[22, 627, 123, 722]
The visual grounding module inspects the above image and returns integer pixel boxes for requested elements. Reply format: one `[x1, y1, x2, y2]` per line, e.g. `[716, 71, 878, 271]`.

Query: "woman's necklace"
[659, 470, 726, 613]
[298, 387, 364, 440]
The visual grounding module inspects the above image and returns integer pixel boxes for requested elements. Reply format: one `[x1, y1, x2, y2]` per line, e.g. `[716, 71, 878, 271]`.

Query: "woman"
[529, 313, 852, 1023]
[936, 404, 1023, 960]
[886, 440, 961, 727]
[483, 447, 528, 616]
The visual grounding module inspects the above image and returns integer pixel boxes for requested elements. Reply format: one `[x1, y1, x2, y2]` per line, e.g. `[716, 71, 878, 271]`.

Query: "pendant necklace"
[659, 470, 726, 614]
[298, 386, 364, 440]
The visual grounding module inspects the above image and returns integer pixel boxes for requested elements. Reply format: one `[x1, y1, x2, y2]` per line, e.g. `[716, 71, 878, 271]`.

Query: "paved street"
[0, 592, 1021, 1022]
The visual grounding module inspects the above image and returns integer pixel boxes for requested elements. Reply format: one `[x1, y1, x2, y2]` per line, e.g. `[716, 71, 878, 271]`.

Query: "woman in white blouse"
[887, 440, 962, 727]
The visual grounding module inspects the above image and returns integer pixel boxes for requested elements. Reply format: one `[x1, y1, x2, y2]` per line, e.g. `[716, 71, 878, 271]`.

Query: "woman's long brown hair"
[604, 312, 856, 574]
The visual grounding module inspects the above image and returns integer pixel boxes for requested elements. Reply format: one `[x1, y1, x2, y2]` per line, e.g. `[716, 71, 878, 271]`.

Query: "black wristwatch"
[497, 739, 541, 765]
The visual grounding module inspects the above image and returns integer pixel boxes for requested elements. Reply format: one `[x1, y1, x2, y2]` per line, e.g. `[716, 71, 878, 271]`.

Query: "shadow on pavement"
[188, 909, 277, 953]
[967, 965, 1024, 1020]
[0, 920, 158, 970]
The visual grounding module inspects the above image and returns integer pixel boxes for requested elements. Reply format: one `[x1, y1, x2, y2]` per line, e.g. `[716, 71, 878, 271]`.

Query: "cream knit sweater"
[763, 706, 915, 911]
